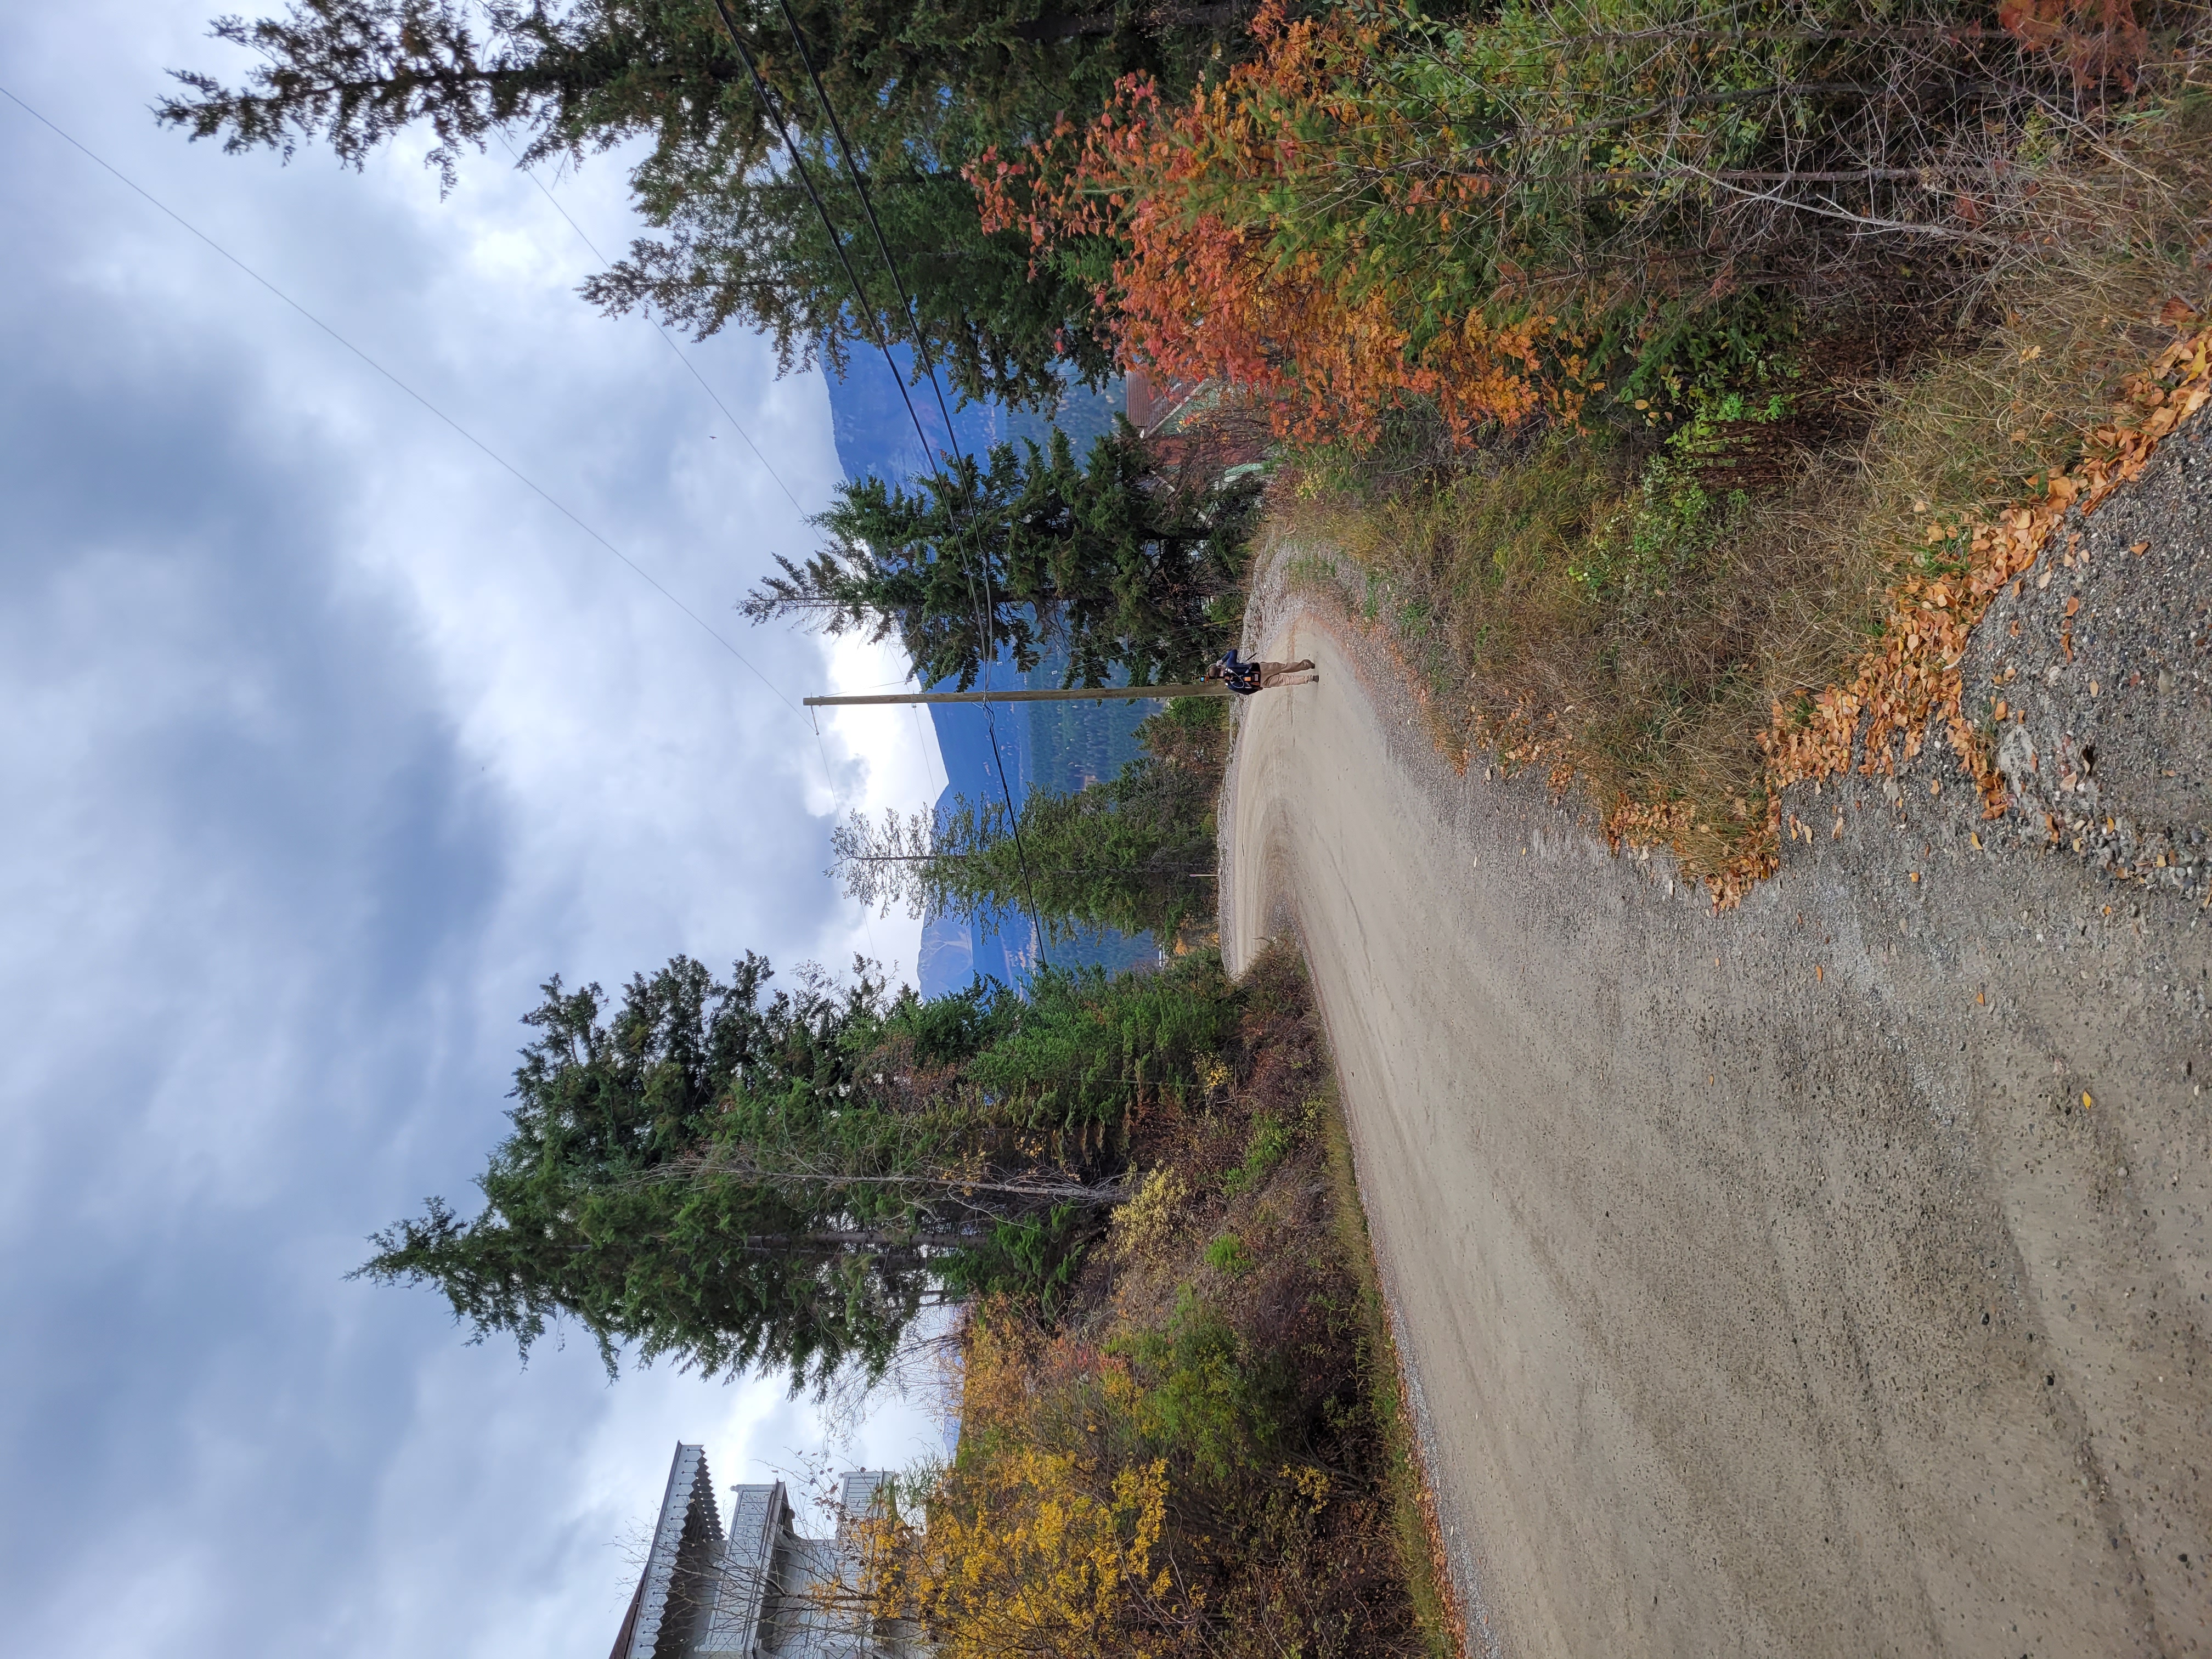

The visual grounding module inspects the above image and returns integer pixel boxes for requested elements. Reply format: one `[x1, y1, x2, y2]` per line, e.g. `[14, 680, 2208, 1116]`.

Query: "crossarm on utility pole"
[803, 683, 1231, 707]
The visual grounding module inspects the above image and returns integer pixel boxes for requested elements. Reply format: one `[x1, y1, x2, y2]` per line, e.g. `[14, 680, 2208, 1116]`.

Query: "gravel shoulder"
[1221, 416, 2212, 1657]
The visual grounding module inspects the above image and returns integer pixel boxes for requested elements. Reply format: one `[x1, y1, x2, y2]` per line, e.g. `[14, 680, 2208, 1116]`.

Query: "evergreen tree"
[833, 698, 1227, 941]
[357, 952, 1138, 1389]
[580, 161, 1115, 407]
[159, 0, 1256, 404]
[746, 425, 1256, 688]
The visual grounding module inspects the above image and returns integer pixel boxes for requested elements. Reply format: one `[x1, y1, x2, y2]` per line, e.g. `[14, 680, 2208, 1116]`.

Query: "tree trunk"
[1012, 3, 1252, 43]
[1012, 12, 1121, 41]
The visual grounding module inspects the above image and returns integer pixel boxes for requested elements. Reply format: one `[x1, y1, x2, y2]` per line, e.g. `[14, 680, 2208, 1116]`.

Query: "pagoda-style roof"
[613, 1444, 723, 1659]
[611, 1445, 923, 1658]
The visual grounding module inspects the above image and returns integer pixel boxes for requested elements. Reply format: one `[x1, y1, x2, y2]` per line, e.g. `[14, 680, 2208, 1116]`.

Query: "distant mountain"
[821, 351, 1155, 996]
[821, 343, 1127, 484]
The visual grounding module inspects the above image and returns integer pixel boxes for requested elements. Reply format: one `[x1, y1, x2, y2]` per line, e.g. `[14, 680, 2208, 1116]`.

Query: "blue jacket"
[1216, 650, 1263, 695]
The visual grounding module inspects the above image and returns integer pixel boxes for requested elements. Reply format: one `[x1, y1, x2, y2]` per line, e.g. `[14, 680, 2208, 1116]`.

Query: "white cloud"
[0, 4, 951, 1656]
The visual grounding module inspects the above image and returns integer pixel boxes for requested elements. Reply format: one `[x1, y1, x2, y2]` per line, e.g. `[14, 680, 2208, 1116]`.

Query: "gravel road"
[1221, 417, 2211, 1657]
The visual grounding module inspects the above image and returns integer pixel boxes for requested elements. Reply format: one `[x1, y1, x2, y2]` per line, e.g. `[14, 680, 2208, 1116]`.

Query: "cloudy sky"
[0, 4, 950, 1654]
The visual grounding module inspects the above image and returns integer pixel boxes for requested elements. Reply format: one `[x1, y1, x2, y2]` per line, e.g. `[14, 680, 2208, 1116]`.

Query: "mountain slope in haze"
[822, 353, 1154, 994]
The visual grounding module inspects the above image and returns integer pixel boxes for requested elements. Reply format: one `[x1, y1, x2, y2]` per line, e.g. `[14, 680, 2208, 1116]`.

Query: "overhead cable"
[0, 80, 804, 719]
[703, 0, 1053, 970]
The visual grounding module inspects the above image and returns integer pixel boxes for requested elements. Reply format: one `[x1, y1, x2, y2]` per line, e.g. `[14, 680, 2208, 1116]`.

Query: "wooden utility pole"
[803, 683, 1229, 708]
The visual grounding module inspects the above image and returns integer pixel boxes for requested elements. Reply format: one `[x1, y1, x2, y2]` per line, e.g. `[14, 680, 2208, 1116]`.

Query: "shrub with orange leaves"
[973, 0, 2179, 450]
[970, 4, 1557, 446]
[1997, 0, 2149, 86]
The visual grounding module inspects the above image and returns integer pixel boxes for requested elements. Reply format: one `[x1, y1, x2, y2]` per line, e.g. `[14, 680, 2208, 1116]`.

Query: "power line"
[499, 132, 895, 970]
[697, 4, 948, 522]
[0, 79, 807, 721]
[496, 135, 807, 517]
[770, 0, 968, 483]
[763, 0, 1056, 977]
[702, 1, 1052, 971]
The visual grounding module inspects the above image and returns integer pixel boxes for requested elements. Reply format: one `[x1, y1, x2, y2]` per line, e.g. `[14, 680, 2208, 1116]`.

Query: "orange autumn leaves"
[1996, 0, 2149, 88]
[968, 5, 1550, 444]
[1562, 319, 2212, 910]
[1714, 321, 2212, 906]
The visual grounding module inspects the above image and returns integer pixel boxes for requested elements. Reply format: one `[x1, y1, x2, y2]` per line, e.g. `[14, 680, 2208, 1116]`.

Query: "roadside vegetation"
[363, 938, 1453, 1654]
[968, 0, 2211, 893]
[870, 942, 1454, 1658]
[1270, 93, 2212, 889]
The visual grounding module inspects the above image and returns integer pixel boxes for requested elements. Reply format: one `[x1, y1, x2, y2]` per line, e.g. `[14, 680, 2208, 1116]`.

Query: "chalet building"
[608, 1443, 924, 1659]
[1123, 369, 1265, 480]
[1124, 367, 1210, 439]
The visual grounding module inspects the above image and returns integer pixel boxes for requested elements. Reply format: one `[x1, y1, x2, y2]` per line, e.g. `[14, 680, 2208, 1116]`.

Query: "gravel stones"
[1962, 409, 2212, 904]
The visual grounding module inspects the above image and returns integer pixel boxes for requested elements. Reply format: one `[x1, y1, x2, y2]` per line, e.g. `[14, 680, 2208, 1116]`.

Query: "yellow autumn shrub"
[892, 1449, 1175, 1659]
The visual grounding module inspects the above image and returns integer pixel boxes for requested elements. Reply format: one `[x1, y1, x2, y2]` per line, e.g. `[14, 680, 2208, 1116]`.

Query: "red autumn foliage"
[1996, 0, 2148, 87]
[968, 4, 1554, 445]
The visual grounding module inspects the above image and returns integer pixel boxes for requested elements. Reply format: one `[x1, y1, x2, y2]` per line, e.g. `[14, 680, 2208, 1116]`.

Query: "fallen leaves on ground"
[1673, 321, 2212, 910]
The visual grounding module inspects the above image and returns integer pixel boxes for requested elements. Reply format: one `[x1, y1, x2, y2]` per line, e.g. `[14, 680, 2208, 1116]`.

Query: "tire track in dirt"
[1221, 421, 2212, 1657]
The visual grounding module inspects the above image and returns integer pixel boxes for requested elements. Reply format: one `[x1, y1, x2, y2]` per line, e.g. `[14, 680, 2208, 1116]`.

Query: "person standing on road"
[1208, 648, 1318, 694]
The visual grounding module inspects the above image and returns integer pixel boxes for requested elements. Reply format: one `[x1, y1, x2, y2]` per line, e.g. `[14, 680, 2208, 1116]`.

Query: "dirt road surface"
[1221, 429, 2212, 1656]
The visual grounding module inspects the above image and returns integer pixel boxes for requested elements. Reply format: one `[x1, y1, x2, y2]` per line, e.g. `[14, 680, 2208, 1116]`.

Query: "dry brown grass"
[1312, 1015, 1465, 1658]
[1271, 92, 2212, 881]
